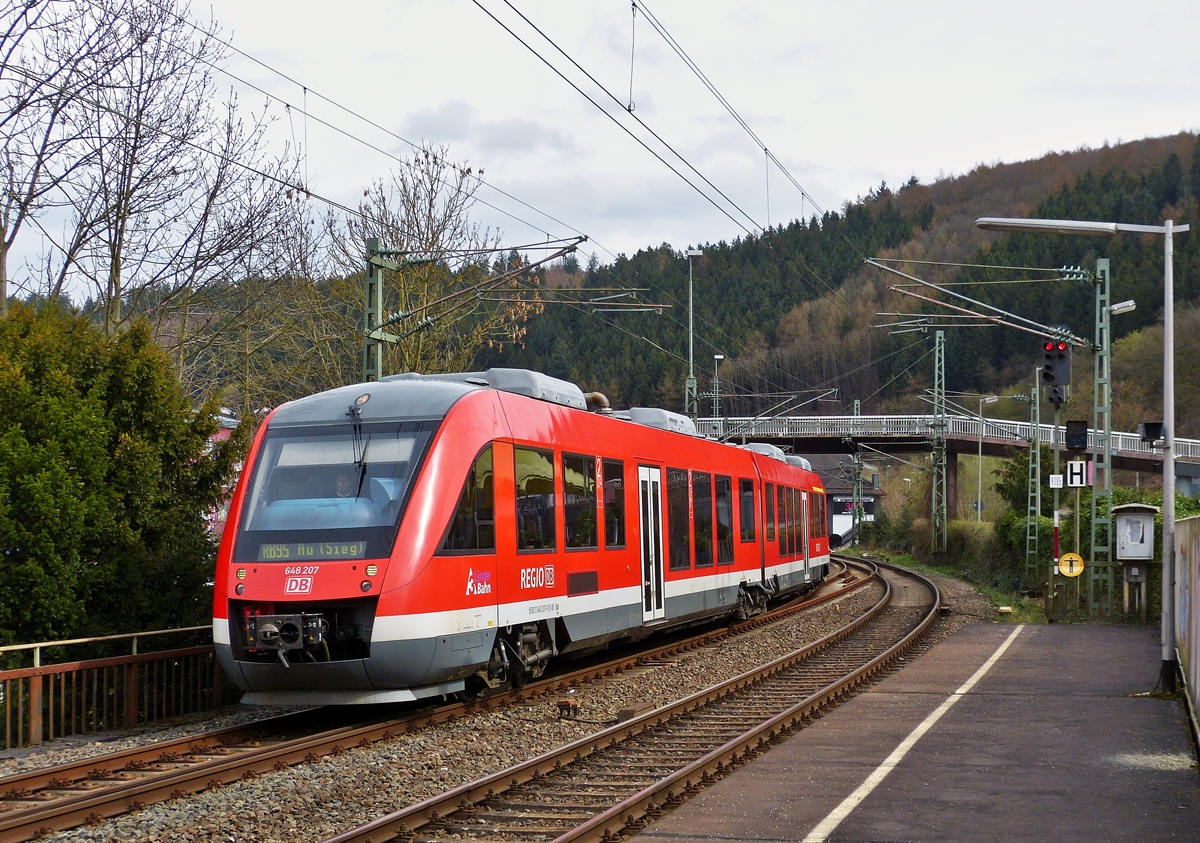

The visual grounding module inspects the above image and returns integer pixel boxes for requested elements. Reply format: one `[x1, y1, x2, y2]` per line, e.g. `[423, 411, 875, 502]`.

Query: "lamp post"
[712, 354, 725, 421]
[977, 215, 1189, 692]
[977, 395, 998, 522]
[685, 249, 703, 418]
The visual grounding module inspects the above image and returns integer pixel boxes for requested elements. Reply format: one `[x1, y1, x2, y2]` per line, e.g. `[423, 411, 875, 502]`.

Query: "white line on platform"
[802, 624, 1025, 843]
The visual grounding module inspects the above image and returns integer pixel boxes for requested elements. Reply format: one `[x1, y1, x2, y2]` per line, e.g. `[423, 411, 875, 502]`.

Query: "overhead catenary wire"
[24, 0, 912, 417]
[627, 1, 636, 112]
[76, 0, 590, 249]
[482, 0, 759, 237]
[856, 342, 935, 407]
[8, 63, 585, 270]
[130, 0, 720, 375]
[483, 0, 852, 314]
[868, 259, 1091, 347]
[870, 257, 1072, 272]
[127, 0, 852, 390]
[633, 0, 871, 260]
[68, 0, 906, 408]
[892, 278, 1065, 287]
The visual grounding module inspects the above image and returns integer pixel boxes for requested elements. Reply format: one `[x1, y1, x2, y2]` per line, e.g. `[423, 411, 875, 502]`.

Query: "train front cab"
[214, 382, 510, 704]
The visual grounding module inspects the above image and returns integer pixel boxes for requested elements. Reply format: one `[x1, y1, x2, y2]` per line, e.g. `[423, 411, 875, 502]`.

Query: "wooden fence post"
[123, 662, 139, 728]
[212, 657, 224, 708]
[28, 675, 42, 746]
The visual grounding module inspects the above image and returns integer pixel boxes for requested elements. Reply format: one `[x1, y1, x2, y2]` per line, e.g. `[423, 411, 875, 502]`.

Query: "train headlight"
[236, 568, 247, 580]
[235, 584, 245, 595]
[365, 564, 378, 577]
[360, 580, 373, 593]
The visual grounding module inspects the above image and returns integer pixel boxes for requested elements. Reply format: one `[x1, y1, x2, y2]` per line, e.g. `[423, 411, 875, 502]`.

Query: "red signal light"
[1056, 342, 1067, 351]
[1044, 342, 1054, 351]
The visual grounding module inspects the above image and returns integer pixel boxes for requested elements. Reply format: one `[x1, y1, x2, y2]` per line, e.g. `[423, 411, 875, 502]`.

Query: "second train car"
[213, 368, 829, 704]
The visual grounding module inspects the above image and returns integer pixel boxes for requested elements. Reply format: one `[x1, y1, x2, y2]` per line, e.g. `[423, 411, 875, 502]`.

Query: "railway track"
[323, 556, 939, 843]
[0, 562, 865, 842]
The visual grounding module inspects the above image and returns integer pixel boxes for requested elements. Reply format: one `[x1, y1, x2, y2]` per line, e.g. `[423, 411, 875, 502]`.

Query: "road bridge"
[698, 414, 1200, 516]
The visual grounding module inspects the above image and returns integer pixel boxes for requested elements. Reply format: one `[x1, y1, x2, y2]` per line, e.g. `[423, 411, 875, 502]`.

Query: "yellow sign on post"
[1058, 552, 1085, 578]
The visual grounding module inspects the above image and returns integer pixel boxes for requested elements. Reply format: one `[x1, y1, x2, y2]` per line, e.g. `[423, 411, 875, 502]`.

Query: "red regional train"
[213, 369, 829, 704]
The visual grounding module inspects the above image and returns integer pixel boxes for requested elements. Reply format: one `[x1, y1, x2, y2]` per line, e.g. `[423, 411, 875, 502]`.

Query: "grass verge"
[866, 551, 1047, 624]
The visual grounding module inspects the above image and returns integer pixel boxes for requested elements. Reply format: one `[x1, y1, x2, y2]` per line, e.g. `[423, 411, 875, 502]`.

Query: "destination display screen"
[257, 541, 367, 561]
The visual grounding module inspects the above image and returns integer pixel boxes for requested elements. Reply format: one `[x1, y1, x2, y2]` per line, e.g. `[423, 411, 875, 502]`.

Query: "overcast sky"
[206, 0, 1198, 264]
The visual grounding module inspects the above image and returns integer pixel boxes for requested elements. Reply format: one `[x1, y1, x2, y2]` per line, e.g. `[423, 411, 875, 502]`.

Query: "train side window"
[438, 445, 494, 553]
[694, 472, 714, 567]
[810, 490, 820, 540]
[792, 489, 801, 547]
[765, 482, 775, 541]
[817, 493, 827, 538]
[777, 485, 786, 556]
[515, 447, 556, 551]
[790, 488, 800, 556]
[604, 459, 626, 548]
[739, 478, 756, 542]
[563, 453, 597, 549]
[667, 468, 690, 570]
[715, 475, 734, 565]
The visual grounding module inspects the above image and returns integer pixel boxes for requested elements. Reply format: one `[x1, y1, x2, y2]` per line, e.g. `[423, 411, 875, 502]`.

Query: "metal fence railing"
[0, 626, 220, 749]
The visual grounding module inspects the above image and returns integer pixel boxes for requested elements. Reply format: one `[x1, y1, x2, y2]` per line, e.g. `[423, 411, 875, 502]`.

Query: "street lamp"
[685, 249, 703, 417]
[977, 395, 998, 522]
[712, 354, 725, 420]
[977, 215, 1190, 692]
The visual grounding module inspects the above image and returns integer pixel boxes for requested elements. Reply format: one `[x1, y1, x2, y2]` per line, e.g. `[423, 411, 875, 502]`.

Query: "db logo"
[285, 576, 313, 594]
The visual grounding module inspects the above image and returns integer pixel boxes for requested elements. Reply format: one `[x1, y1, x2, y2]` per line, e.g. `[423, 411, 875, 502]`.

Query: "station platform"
[635, 623, 1200, 843]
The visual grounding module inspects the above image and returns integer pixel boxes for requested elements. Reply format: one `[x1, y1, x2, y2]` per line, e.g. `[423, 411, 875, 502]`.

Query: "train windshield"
[232, 421, 434, 563]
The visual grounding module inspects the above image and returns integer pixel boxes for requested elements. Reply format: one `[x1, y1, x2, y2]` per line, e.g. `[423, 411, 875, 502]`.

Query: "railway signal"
[1065, 420, 1089, 451]
[1041, 339, 1071, 388]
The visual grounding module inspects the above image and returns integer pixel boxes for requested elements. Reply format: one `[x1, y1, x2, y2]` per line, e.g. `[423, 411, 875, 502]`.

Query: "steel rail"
[0, 562, 863, 842]
[323, 557, 934, 843]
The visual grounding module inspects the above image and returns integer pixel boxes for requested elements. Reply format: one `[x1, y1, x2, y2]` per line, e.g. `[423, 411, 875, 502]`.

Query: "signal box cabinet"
[1113, 503, 1159, 567]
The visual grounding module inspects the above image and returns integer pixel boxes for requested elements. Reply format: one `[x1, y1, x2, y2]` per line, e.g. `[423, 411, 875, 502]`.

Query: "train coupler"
[246, 613, 329, 667]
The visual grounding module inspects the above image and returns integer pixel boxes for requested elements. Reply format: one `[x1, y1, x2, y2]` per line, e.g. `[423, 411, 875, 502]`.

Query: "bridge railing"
[698, 414, 1200, 462]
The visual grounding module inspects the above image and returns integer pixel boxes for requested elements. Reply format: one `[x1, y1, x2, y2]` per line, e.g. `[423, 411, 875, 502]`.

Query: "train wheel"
[456, 673, 489, 701]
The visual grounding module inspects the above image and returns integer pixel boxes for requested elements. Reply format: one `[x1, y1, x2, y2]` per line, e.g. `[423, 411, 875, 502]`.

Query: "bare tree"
[0, 0, 132, 316]
[324, 143, 540, 383]
[60, 0, 296, 343]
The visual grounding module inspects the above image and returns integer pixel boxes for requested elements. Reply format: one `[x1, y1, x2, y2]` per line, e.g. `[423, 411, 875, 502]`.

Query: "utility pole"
[930, 330, 948, 553]
[685, 249, 703, 418]
[712, 354, 724, 425]
[361, 239, 443, 383]
[1090, 259, 1114, 615]
[363, 238, 392, 383]
[1163, 221, 1178, 691]
[851, 400, 863, 547]
[1026, 367, 1041, 582]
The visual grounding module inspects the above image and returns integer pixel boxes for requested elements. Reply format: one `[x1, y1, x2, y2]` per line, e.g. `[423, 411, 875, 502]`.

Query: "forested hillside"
[484, 194, 925, 410]
[482, 133, 1200, 433]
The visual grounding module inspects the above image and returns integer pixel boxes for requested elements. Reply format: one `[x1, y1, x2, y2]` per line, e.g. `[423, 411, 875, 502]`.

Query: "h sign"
[1066, 460, 1089, 488]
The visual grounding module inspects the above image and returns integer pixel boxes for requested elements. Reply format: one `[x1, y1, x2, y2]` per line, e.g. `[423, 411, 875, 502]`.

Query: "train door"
[801, 490, 811, 578]
[638, 466, 665, 622]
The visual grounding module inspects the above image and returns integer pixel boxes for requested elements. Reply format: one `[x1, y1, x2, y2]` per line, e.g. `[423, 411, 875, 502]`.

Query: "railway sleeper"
[481, 798, 615, 811]
[456, 808, 598, 821]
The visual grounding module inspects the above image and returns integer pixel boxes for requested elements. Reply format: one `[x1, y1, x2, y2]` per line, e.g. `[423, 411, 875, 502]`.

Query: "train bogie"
[214, 369, 829, 704]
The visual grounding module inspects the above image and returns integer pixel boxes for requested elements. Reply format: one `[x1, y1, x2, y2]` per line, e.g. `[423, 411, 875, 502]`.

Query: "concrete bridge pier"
[947, 454, 958, 521]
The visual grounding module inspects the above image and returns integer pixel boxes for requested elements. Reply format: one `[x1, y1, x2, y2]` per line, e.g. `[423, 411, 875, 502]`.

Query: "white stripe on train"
[213, 555, 831, 646]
